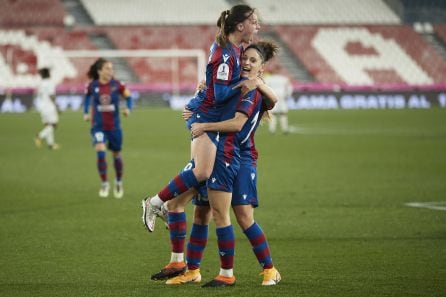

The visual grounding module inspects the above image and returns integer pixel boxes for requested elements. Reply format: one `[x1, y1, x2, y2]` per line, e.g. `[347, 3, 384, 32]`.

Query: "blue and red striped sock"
[113, 155, 123, 182]
[158, 170, 199, 201]
[216, 225, 235, 270]
[168, 212, 187, 254]
[186, 223, 208, 270]
[96, 151, 107, 182]
[244, 222, 273, 269]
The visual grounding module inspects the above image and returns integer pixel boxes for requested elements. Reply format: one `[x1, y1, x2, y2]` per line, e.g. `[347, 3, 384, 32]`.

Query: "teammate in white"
[264, 65, 292, 134]
[34, 68, 60, 150]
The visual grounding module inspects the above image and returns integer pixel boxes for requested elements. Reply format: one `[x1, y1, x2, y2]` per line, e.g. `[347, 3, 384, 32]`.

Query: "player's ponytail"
[87, 58, 108, 80]
[216, 10, 229, 46]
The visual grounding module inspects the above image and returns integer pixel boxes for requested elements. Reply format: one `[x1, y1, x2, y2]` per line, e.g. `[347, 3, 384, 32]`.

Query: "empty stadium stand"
[0, 0, 445, 91]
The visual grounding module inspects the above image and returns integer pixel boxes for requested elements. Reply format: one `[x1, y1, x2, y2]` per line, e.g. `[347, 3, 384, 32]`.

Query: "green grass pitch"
[0, 108, 445, 297]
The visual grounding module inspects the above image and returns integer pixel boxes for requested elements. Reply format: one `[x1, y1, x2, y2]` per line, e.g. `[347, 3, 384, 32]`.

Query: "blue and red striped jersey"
[218, 86, 265, 165]
[198, 41, 243, 122]
[84, 79, 130, 131]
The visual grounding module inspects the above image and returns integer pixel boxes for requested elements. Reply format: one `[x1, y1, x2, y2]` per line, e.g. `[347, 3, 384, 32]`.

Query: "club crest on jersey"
[99, 94, 111, 105]
[217, 63, 229, 81]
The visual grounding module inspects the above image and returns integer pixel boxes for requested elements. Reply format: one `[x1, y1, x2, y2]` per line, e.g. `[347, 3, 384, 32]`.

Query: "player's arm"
[83, 93, 91, 121]
[214, 82, 240, 104]
[213, 48, 241, 104]
[191, 112, 248, 137]
[121, 88, 133, 117]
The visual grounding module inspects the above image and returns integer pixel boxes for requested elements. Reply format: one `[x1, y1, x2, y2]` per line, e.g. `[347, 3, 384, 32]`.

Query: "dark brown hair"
[87, 58, 109, 80]
[216, 4, 255, 47]
[38, 68, 50, 79]
[245, 40, 279, 64]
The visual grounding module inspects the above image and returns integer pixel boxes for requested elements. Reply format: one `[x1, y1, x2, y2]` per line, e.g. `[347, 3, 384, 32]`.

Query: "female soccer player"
[83, 58, 133, 198]
[152, 41, 281, 287]
[34, 68, 60, 150]
[142, 4, 276, 232]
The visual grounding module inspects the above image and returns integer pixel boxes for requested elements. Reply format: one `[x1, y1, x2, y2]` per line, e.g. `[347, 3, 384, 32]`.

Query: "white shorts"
[40, 106, 58, 124]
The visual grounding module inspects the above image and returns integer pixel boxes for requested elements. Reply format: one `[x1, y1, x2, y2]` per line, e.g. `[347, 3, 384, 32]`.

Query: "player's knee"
[193, 168, 212, 182]
[236, 214, 253, 230]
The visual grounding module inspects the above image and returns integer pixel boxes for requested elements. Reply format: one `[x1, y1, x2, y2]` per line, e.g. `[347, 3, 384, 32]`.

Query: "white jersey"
[264, 74, 292, 114]
[36, 79, 58, 124]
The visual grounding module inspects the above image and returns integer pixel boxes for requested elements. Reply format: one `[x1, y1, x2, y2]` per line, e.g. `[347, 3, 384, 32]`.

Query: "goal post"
[62, 48, 206, 96]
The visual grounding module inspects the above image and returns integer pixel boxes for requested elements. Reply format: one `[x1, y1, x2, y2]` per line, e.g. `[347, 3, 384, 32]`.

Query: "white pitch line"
[405, 202, 446, 211]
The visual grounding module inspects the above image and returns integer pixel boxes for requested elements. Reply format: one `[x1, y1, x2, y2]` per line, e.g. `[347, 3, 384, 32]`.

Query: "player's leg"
[202, 189, 236, 288]
[92, 130, 109, 197]
[109, 130, 124, 198]
[279, 112, 289, 134]
[147, 133, 216, 208]
[47, 108, 60, 149]
[269, 113, 277, 133]
[233, 205, 281, 285]
[232, 164, 281, 286]
[150, 189, 196, 281]
[36, 124, 50, 148]
[166, 188, 211, 285]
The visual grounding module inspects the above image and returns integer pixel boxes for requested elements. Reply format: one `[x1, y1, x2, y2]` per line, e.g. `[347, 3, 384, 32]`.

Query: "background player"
[34, 68, 60, 150]
[83, 58, 133, 198]
[264, 64, 293, 134]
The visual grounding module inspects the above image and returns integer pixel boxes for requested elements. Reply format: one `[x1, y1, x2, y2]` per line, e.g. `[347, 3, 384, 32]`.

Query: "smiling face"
[98, 61, 113, 83]
[241, 47, 264, 79]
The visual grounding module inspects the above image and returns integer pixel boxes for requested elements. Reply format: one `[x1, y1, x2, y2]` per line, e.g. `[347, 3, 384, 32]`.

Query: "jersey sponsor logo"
[98, 94, 114, 112]
[211, 177, 216, 183]
[222, 54, 230, 63]
[97, 104, 115, 112]
[225, 162, 230, 167]
[219, 251, 226, 256]
[217, 63, 230, 81]
[243, 194, 247, 200]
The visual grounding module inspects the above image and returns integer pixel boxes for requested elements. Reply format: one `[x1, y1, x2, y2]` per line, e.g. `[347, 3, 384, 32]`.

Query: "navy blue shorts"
[91, 128, 122, 152]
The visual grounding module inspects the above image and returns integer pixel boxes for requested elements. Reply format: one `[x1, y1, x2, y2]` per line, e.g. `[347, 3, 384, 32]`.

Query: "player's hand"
[182, 106, 193, 120]
[196, 80, 206, 93]
[232, 78, 257, 96]
[83, 114, 91, 121]
[191, 123, 205, 137]
[122, 108, 130, 117]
